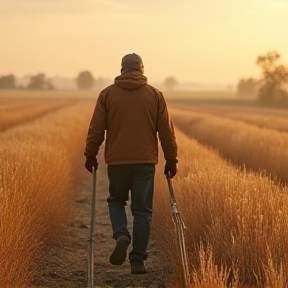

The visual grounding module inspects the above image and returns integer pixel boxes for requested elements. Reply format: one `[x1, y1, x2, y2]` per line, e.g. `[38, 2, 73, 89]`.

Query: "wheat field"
[1, 91, 288, 288]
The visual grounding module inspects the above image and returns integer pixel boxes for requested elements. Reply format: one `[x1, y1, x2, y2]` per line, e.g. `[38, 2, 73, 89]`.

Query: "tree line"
[0, 70, 178, 91]
[0, 73, 56, 90]
[0, 71, 95, 90]
[2, 51, 287, 106]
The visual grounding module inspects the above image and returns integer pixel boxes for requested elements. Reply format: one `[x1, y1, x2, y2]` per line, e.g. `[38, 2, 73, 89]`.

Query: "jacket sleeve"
[156, 92, 178, 163]
[84, 91, 107, 157]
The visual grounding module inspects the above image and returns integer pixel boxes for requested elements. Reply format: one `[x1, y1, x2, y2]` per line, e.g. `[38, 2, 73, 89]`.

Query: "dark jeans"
[107, 163, 155, 263]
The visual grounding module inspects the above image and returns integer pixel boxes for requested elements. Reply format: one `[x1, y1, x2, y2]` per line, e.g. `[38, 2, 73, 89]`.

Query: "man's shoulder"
[146, 84, 163, 97]
[100, 84, 115, 94]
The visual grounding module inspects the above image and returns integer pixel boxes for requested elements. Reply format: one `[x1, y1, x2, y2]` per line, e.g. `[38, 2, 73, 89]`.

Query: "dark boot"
[109, 235, 130, 265]
[131, 262, 147, 274]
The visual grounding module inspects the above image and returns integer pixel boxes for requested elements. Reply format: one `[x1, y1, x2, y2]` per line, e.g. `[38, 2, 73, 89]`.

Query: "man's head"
[121, 53, 144, 74]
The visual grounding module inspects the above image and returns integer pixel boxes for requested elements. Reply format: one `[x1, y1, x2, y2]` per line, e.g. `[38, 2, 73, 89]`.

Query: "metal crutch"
[166, 173, 190, 288]
[87, 166, 97, 288]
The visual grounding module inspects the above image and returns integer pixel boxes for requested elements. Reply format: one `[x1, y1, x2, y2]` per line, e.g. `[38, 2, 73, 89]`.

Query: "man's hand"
[164, 160, 177, 179]
[85, 157, 98, 173]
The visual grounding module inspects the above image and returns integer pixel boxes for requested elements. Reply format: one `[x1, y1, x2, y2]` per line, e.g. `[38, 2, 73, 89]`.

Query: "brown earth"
[32, 149, 173, 288]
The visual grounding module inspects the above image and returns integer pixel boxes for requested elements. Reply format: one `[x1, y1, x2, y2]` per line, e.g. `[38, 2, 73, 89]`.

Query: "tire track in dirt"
[33, 147, 168, 288]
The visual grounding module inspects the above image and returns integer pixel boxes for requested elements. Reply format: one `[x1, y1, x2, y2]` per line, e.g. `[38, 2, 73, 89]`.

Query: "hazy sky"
[1, 0, 288, 85]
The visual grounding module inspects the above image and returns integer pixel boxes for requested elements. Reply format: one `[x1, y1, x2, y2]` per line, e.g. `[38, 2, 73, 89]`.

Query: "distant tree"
[76, 71, 94, 89]
[0, 74, 16, 89]
[26, 73, 55, 90]
[237, 78, 258, 97]
[163, 76, 178, 90]
[256, 51, 288, 104]
[27, 73, 45, 90]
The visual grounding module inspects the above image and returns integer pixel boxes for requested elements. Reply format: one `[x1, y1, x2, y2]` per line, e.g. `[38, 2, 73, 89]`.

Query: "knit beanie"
[121, 53, 144, 74]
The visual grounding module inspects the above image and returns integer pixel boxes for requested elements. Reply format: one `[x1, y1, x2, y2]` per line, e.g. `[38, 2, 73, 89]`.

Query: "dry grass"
[0, 100, 94, 286]
[170, 108, 288, 185]
[0, 99, 78, 132]
[153, 128, 288, 288]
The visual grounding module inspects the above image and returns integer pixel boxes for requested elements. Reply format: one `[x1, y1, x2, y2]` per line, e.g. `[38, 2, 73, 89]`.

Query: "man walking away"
[84, 53, 178, 274]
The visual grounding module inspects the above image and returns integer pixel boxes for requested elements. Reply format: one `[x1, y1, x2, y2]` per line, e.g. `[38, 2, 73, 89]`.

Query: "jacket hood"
[114, 70, 148, 90]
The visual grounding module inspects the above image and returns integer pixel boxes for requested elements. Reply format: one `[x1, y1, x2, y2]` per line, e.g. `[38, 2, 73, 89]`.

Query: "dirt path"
[33, 149, 169, 288]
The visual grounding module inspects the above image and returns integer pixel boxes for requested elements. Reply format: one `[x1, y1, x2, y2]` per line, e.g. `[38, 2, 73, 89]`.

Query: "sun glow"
[0, 0, 288, 84]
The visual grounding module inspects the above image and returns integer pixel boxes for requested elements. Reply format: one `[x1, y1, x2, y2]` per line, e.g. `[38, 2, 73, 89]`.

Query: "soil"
[32, 150, 173, 288]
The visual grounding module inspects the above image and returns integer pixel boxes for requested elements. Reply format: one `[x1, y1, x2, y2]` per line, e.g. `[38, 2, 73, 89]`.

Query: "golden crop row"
[221, 112, 288, 133]
[0, 101, 94, 286]
[169, 102, 288, 132]
[170, 108, 288, 185]
[0, 99, 78, 132]
[153, 128, 288, 287]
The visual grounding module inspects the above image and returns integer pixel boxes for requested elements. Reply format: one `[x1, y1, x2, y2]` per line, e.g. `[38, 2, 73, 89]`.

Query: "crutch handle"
[166, 172, 177, 204]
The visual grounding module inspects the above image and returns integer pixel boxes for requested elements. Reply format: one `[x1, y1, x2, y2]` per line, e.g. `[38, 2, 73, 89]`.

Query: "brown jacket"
[84, 71, 178, 165]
